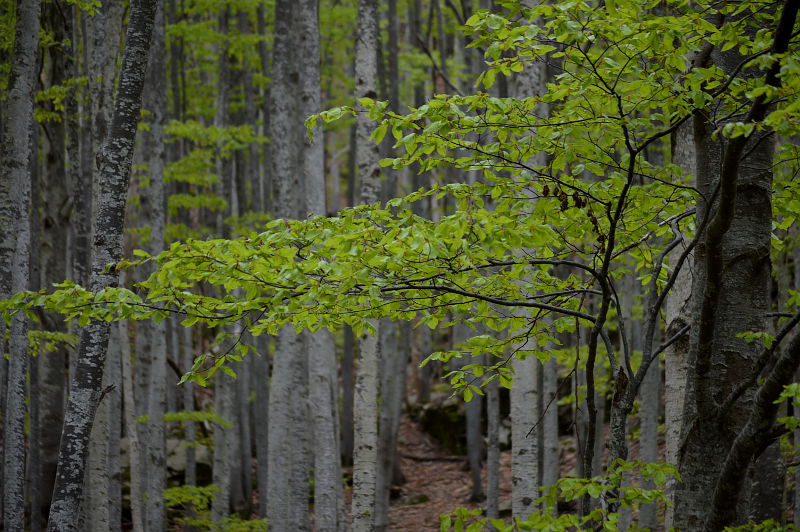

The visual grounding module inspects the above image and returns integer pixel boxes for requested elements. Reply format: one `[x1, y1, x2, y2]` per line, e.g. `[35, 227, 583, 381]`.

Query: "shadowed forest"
[1, 0, 800, 530]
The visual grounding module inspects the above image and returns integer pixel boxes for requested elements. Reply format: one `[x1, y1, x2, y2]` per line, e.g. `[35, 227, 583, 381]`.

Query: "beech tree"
[1, 0, 39, 530]
[2, 0, 800, 530]
[47, 0, 159, 529]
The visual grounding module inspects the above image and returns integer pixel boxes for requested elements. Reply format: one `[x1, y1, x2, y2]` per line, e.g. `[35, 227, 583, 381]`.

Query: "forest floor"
[385, 414, 512, 530]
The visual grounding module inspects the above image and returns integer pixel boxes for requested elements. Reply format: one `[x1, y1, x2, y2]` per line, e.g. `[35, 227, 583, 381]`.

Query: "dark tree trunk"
[47, 1, 159, 528]
[0, 0, 40, 529]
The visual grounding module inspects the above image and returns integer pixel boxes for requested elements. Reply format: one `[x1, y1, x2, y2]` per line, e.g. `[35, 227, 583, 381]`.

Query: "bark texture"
[351, 2, 382, 530]
[47, 1, 159, 528]
[0, 0, 40, 529]
[674, 2, 798, 527]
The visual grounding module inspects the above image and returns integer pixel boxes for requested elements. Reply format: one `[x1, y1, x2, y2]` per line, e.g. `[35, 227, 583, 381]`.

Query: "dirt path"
[386, 416, 512, 531]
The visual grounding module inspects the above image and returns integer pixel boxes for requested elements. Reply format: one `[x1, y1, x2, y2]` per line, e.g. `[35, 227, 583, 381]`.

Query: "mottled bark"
[541, 359, 559, 490]
[47, 1, 159, 528]
[303, 4, 344, 526]
[0, 0, 39, 529]
[352, 2, 382, 530]
[38, 5, 71, 523]
[510, 350, 539, 519]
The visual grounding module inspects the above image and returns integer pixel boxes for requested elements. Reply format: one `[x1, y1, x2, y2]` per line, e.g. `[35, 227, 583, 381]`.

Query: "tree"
[0, 0, 39, 529]
[3, 0, 800, 530]
[47, 0, 159, 528]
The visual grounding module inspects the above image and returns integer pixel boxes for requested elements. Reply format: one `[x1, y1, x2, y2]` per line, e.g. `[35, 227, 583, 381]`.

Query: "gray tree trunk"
[376, 318, 408, 530]
[663, 120, 695, 530]
[303, 4, 344, 527]
[83, 3, 123, 527]
[47, 1, 159, 528]
[211, 367, 234, 524]
[672, 5, 793, 524]
[38, 5, 71, 524]
[486, 376, 500, 519]
[120, 318, 145, 532]
[510, 349, 539, 520]
[265, 1, 315, 529]
[134, 4, 169, 529]
[0, 0, 39, 529]
[352, 2, 382, 530]
[541, 359, 559, 490]
[253, 334, 269, 518]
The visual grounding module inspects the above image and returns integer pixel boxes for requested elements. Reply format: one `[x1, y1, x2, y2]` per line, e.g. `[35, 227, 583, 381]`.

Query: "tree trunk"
[265, 2, 315, 529]
[120, 318, 145, 532]
[486, 376, 500, 519]
[303, 4, 344, 527]
[211, 368, 234, 524]
[673, 3, 796, 525]
[352, 2, 382, 530]
[38, 5, 71, 524]
[0, 0, 39, 529]
[136, 4, 169, 528]
[510, 349, 539, 519]
[663, 120, 695, 530]
[253, 334, 269, 518]
[47, 1, 159, 528]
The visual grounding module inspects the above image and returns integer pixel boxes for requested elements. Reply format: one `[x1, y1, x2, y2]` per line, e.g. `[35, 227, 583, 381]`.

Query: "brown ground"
[386, 415, 512, 530]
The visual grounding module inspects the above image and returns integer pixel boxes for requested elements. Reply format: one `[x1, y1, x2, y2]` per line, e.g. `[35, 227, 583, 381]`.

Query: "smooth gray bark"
[211, 368, 234, 524]
[265, 2, 315, 529]
[352, 2, 382, 530]
[47, 1, 159, 528]
[486, 376, 500, 519]
[137, 4, 169, 528]
[541, 359, 559, 490]
[0, 0, 39, 529]
[663, 121, 695, 530]
[303, 4, 344, 526]
[673, 3, 797, 525]
[510, 349, 539, 519]
[120, 318, 145, 532]
[376, 319, 408, 530]
[253, 335, 269, 518]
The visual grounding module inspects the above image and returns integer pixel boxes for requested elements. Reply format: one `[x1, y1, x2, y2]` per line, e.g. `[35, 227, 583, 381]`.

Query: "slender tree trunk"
[486, 376, 500, 519]
[341, 326, 355, 466]
[510, 349, 539, 519]
[303, 4, 344, 528]
[352, 2, 382, 530]
[0, 0, 39, 529]
[47, 1, 159, 528]
[120, 318, 145, 532]
[211, 368, 234, 523]
[136, 4, 169, 528]
[38, 5, 71, 525]
[253, 334, 269, 518]
[663, 120, 695, 530]
[541, 359, 559, 490]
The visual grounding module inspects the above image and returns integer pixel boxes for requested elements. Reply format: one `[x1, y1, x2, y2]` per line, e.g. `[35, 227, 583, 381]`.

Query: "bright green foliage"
[3, 0, 799, 398]
[163, 484, 268, 531]
[439, 460, 678, 531]
[27, 330, 78, 357]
